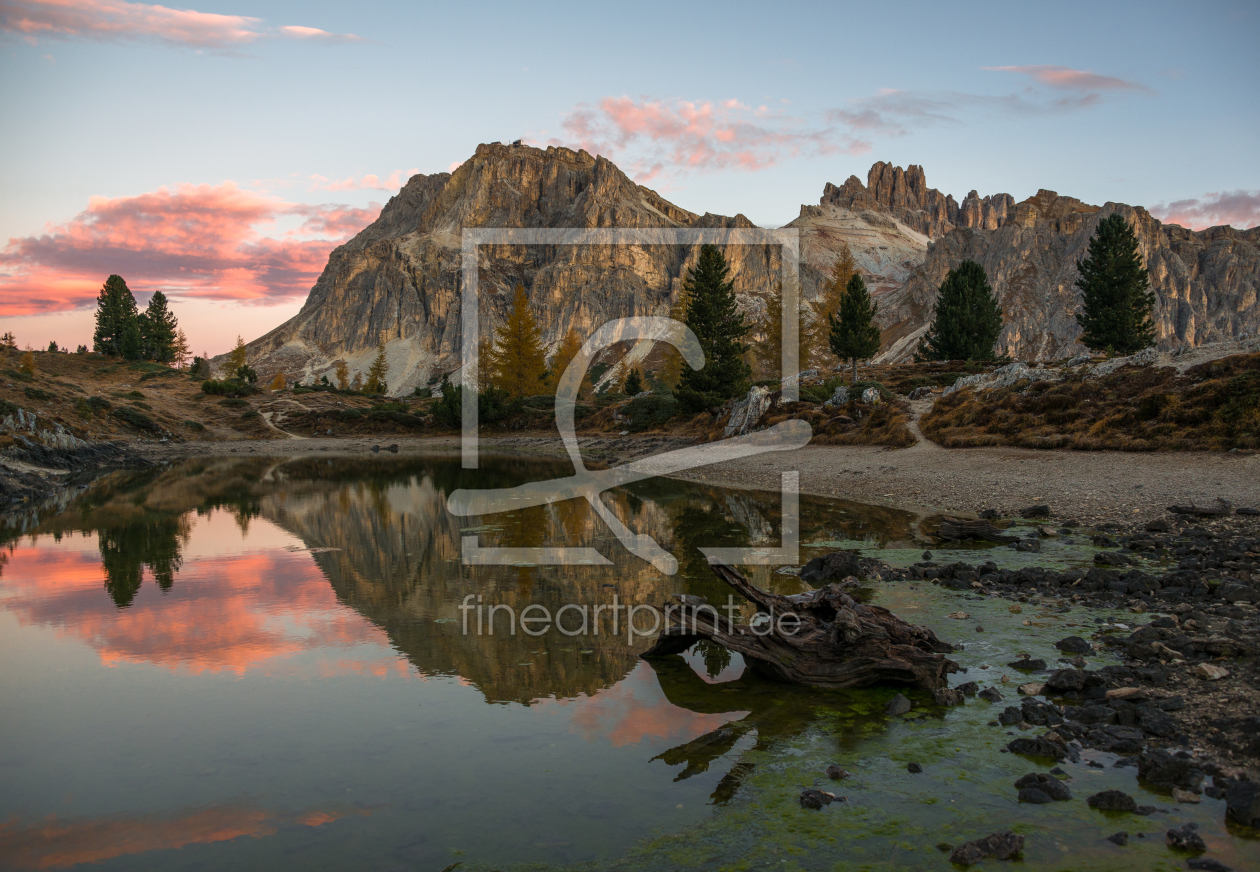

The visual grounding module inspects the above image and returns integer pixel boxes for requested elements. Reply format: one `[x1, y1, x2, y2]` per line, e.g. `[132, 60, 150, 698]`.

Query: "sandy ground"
[135, 417, 1260, 525]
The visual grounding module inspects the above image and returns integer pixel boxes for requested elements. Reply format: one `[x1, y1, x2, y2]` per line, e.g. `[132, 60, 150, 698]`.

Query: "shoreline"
[123, 433, 1260, 526]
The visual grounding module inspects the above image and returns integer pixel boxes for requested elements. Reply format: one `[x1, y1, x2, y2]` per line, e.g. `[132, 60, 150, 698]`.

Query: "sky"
[1, 0, 1257, 356]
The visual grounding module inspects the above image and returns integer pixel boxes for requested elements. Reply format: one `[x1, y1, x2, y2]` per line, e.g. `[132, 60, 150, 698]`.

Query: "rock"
[1172, 788, 1202, 804]
[799, 788, 836, 809]
[1105, 687, 1149, 701]
[921, 550, 932, 560]
[1009, 658, 1047, 671]
[1017, 683, 1045, 696]
[1225, 780, 1260, 827]
[1007, 737, 1067, 760]
[998, 706, 1023, 726]
[1187, 859, 1233, 872]
[907, 385, 933, 400]
[1018, 787, 1053, 803]
[799, 550, 866, 583]
[932, 688, 965, 706]
[387, 443, 399, 452]
[1166, 823, 1205, 853]
[907, 762, 923, 773]
[1145, 518, 1171, 533]
[948, 832, 1024, 865]
[371, 444, 380, 453]
[1055, 636, 1094, 655]
[1014, 539, 1041, 552]
[1088, 790, 1138, 812]
[1217, 582, 1258, 603]
[1014, 772, 1071, 801]
[885, 693, 913, 716]
[1106, 832, 1128, 846]
[724, 386, 774, 437]
[1020, 505, 1051, 519]
[946, 611, 971, 619]
[825, 764, 851, 780]
[1138, 750, 1205, 792]
[957, 681, 979, 696]
[1045, 668, 1088, 691]
[822, 385, 850, 407]
[979, 509, 1000, 520]
[1195, 663, 1230, 680]
[979, 687, 1003, 703]
[860, 386, 881, 405]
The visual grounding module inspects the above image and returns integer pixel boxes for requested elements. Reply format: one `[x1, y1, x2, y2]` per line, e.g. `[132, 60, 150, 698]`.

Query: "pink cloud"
[0, 0, 363, 49]
[1150, 190, 1260, 231]
[555, 96, 869, 183]
[0, 182, 379, 315]
[984, 65, 1149, 92]
[307, 168, 419, 193]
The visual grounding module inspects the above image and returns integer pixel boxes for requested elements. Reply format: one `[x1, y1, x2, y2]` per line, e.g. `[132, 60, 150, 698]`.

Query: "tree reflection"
[100, 515, 190, 607]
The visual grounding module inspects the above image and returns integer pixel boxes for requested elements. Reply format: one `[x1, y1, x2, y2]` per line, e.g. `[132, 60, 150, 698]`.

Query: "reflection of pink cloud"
[1150, 190, 1260, 231]
[556, 95, 869, 183]
[1, 0, 363, 49]
[0, 183, 379, 315]
[984, 65, 1147, 92]
[0, 802, 358, 870]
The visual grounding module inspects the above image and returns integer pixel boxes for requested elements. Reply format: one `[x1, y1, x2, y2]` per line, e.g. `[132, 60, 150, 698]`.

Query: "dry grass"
[759, 398, 916, 448]
[921, 352, 1260, 451]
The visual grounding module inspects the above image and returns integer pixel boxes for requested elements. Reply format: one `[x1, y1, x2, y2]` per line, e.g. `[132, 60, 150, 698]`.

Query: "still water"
[0, 455, 1256, 871]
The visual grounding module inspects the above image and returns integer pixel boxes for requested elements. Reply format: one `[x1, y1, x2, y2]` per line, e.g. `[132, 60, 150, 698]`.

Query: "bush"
[112, 406, 160, 432]
[201, 378, 255, 398]
[24, 387, 52, 401]
[86, 396, 111, 413]
[125, 390, 144, 399]
[218, 397, 249, 409]
[0, 399, 21, 416]
[624, 394, 678, 432]
[339, 408, 365, 420]
[430, 382, 517, 428]
[184, 420, 205, 432]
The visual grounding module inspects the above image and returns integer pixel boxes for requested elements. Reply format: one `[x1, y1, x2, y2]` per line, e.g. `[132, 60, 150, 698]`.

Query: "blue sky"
[1, 0, 1257, 354]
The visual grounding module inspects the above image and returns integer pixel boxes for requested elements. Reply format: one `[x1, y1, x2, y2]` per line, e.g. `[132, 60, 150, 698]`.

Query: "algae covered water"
[0, 455, 1255, 871]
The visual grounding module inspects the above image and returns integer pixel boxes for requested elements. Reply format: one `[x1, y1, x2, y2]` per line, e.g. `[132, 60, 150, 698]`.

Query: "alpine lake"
[1, 454, 1256, 871]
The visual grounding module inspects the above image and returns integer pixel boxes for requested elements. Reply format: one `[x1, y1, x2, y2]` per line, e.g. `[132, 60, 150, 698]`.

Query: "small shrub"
[18, 351, 36, 375]
[24, 387, 52, 401]
[184, 420, 206, 432]
[112, 406, 160, 432]
[201, 378, 254, 398]
[86, 396, 112, 413]
[0, 399, 21, 416]
[125, 390, 144, 399]
[624, 394, 678, 432]
[219, 397, 249, 409]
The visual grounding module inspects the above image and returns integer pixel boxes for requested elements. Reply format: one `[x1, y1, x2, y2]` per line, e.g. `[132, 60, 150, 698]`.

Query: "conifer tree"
[487, 284, 548, 398]
[92, 275, 139, 356]
[659, 280, 693, 389]
[810, 244, 858, 368]
[334, 360, 349, 390]
[365, 342, 389, 394]
[173, 329, 191, 368]
[227, 335, 248, 374]
[0, 332, 15, 349]
[1075, 213, 1156, 355]
[547, 329, 583, 393]
[139, 290, 178, 362]
[760, 282, 785, 381]
[676, 245, 751, 413]
[120, 318, 143, 361]
[828, 273, 882, 382]
[624, 368, 643, 396]
[915, 260, 1004, 362]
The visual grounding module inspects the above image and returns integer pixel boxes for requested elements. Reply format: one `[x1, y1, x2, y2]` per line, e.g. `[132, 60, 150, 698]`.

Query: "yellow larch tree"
[486, 284, 548, 398]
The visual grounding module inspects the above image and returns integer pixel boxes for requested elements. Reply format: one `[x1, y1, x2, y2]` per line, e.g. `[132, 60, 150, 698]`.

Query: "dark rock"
[800, 550, 866, 583]
[1007, 737, 1067, 759]
[1008, 658, 1047, 671]
[799, 788, 836, 809]
[1055, 635, 1094, 654]
[957, 681, 979, 696]
[885, 693, 912, 716]
[979, 687, 1003, 703]
[1015, 539, 1041, 552]
[1014, 772, 1071, 801]
[948, 832, 1024, 865]
[1136, 706, 1177, 738]
[933, 688, 965, 706]
[1145, 518, 1171, 533]
[1166, 823, 1205, 853]
[387, 443, 399, 452]
[371, 444, 380, 453]
[825, 764, 851, 780]
[998, 706, 1023, 726]
[1225, 780, 1260, 828]
[907, 762, 923, 773]
[1187, 859, 1232, 872]
[979, 509, 1000, 520]
[1020, 505, 1050, 519]
[1088, 789, 1138, 812]
[1045, 668, 1088, 691]
[1139, 750, 1205, 791]
[975, 625, 985, 632]
[1106, 831, 1128, 846]
[922, 550, 932, 560]
[1217, 581, 1257, 603]
[1018, 787, 1053, 803]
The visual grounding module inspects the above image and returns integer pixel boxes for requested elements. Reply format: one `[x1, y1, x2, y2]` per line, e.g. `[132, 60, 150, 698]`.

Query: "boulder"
[1014, 772, 1071, 801]
[1088, 790, 1137, 812]
[1225, 780, 1260, 828]
[948, 832, 1024, 865]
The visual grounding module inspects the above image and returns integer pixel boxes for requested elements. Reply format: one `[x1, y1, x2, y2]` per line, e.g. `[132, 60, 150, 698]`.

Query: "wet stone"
[948, 831, 1025, 865]
[885, 693, 912, 716]
[825, 764, 850, 780]
[1088, 789, 1138, 812]
[1167, 823, 1206, 853]
[799, 788, 836, 809]
[1008, 657, 1047, 671]
[1014, 772, 1071, 801]
[979, 687, 1003, 703]
[1187, 859, 1233, 872]
[907, 762, 923, 773]
[1106, 831, 1129, 846]
[1055, 635, 1094, 654]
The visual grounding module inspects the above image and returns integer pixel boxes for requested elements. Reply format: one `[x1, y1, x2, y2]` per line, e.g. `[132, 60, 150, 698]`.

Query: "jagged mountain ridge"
[237, 143, 1260, 392]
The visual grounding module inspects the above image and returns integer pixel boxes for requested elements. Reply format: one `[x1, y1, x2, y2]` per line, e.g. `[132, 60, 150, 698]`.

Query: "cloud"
[555, 96, 870, 184]
[1149, 190, 1260, 230]
[0, 0, 364, 49]
[984, 64, 1148, 93]
[307, 168, 419, 193]
[0, 181, 379, 315]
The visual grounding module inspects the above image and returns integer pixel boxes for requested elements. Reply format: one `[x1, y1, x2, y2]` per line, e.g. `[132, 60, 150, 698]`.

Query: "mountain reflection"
[0, 456, 921, 705]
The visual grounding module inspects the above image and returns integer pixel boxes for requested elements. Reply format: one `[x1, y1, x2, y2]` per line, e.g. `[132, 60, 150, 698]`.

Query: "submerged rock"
[948, 831, 1024, 865]
[1088, 789, 1137, 812]
[1014, 772, 1071, 801]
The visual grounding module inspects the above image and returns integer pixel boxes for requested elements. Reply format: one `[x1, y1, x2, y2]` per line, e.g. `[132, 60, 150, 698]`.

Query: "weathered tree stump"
[937, 517, 1018, 543]
[641, 562, 958, 690]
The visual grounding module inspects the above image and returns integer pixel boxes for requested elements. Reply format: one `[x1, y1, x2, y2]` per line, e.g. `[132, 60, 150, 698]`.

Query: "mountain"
[237, 143, 1260, 392]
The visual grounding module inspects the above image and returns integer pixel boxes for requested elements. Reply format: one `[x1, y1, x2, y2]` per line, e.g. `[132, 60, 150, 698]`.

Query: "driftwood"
[1168, 502, 1231, 517]
[641, 562, 958, 690]
[937, 517, 1018, 543]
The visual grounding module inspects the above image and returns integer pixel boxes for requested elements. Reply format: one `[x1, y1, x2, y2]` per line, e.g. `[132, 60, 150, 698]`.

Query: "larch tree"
[659, 280, 693, 390]
[92, 275, 139, 357]
[173, 329, 191, 368]
[810, 243, 859, 369]
[915, 260, 1004, 362]
[487, 284, 548, 398]
[364, 342, 390, 394]
[1075, 213, 1156, 355]
[226, 336, 248, 378]
[676, 245, 751, 413]
[334, 360, 350, 390]
[828, 273, 882, 382]
[547, 329, 583, 393]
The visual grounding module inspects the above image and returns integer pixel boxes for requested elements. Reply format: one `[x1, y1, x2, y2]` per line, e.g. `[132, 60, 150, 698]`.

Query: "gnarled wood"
[642, 562, 958, 690]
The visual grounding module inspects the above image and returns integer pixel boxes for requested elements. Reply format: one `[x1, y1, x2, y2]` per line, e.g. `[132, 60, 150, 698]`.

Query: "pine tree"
[119, 317, 143, 361]
[676, 245, 751, 413]
[365, 342, 389, 394]
[624, 368, 643, 396]
[139, 290, 178, 362]
[0, 332, 15, 349]
[915, 260, 1004, 362]
[1075, 213, 1156, 355]
[828, 273, 882, 382]
[547, 329, 583, 393]
[172, 329, 191, 368]
[334, 360, 349, 390]
[486, 284, 548, 398]
[92, 275, 139, 356]
[810, 244, 858, 369]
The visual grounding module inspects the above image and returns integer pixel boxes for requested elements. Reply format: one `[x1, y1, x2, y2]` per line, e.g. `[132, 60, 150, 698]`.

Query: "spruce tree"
[1075, 213, 1156, 355]
[92, 275, 139, 356]
[677, 245, 751, 413]
[828, 273, 882, 382]
[811, 244, 858, 368]
[915, 260, 1004, 362]
[365, 342, 390, 394]
[139, 290, 178, 362]
[487, 284, 548, 398]
[624, 368, 643, 396]
[120, 318, 143, 361]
